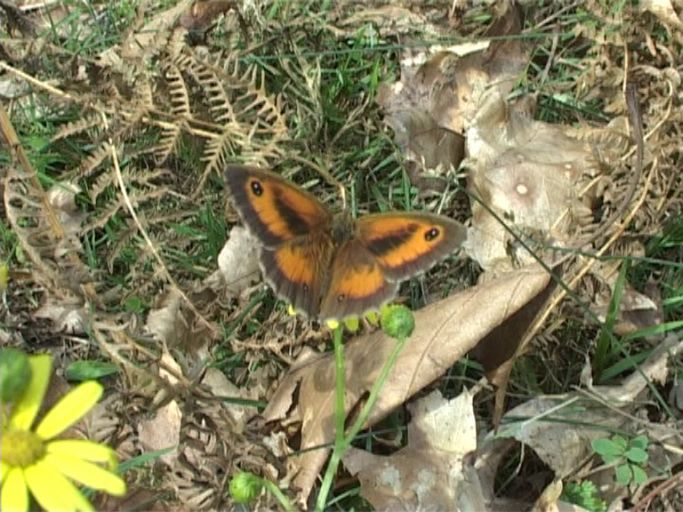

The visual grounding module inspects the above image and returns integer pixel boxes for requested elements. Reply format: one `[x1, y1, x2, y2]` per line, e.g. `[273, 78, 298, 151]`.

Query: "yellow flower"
[1, 355, 126, 512]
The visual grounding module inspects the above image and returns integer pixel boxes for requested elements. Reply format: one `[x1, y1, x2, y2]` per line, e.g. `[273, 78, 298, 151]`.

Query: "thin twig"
[106, 115, 219, 337]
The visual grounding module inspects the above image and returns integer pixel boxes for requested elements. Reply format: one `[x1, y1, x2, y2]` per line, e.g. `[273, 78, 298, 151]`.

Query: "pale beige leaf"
[377, 0, 527, 183]
[214, 226, 260, 295]
[138, 400, 182, 465]
[465, 91, 609, 272]
[343, 389, 485, 511]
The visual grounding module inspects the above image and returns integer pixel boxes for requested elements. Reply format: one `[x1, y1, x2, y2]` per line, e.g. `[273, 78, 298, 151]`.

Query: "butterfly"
[224, 164, 467, 321]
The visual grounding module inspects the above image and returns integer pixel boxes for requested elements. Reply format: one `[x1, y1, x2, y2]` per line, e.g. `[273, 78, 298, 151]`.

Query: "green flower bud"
[0, 348, 32, 403]
[380, 305, 415, 340]
[229, 471, 263, 504]
[343, 316, 360, 332]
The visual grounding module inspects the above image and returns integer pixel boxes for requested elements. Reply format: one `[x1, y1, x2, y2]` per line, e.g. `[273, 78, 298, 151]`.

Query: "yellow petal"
[1, 460, 8, 484]
[48, 440, 117, 467]
[10, 355, 52, 430]
[44, 453, 126, 496]
[1, 467, 29, 512]
[325, 319, 340, 329]
[25, 460, 94, 512]
[35, 381, 103, 440]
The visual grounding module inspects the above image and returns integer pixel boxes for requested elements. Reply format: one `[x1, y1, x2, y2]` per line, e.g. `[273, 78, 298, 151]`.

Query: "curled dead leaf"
[377, 0, 527, 187]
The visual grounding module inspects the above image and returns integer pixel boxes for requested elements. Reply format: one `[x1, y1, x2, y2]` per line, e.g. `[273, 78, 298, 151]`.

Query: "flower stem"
[315, 325, 346, 511]
[263, 479, 295, 512]
[315, 328, 408, 510]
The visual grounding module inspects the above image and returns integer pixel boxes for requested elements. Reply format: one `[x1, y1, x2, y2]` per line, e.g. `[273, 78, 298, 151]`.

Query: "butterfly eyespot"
[302, 283, 309, 292]
[337, 294, 346, 303]
[424, 227, 440, 242]
[250, 180, 263, 196]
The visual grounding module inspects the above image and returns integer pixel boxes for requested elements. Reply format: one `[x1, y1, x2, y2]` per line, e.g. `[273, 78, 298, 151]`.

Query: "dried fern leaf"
[85, 187, 171, 231]
[79, 144, 112, 179]
[51, 114, 102, 142]
[4, 166, 92, 296]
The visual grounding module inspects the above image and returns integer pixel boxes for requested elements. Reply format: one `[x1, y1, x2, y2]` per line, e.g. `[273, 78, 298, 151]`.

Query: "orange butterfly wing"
[259, 236, 334, 318]
[224, 165, 332, 247]
[319, 242, 398, 321]
[224, 165, 334, 317]
[356, 212, 467, 280]
[319, 212, 466, 320]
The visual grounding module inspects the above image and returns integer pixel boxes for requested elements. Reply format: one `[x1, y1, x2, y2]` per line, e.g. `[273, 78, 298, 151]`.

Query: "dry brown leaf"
[336, 6, 436, 37]
[641, 0, 683, 31]
[119, 0, 194, 60]
[138, 400, 182, 465]
[46, 181, 86, 257]
[146, 288, 189, 347]
[201, 367, 257, 432]
[465, 92, 604, 273]
[137, 352, 183, 465]
[179, 0, 236, 31]
[591, 259, 663, 336]
[263, 265, 551, 501]
[343, 388, 486, 511]
[377, 0, 527, 185]
[33, 296, 87, 333]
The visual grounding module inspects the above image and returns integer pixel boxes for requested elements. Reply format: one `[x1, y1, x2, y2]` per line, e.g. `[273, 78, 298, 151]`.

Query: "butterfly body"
[224, 165, 466, 321]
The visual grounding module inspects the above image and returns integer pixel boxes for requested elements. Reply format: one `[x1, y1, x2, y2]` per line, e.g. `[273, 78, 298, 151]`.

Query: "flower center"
[1, 429, 46, 467]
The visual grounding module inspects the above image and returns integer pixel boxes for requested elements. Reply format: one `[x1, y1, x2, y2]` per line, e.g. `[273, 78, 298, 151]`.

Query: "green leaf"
[592, 438, 624, 457]
[124, 296, 145, 313]
[612, 435, 628, 450]
[615, 464, 632, 486]
[65, 360, 119, 381]
[631, 464, 648, 485]
[630, 435, 649, 450]
[625, 447, 648, 463]
[118, 447, 175, 473]
[601, 453, 621, 464]
[0, 348, 32, 402]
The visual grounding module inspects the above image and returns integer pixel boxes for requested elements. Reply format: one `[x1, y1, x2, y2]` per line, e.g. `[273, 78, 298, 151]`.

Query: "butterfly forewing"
[356, 213, 467, 280]
[224, 165, 332, 248]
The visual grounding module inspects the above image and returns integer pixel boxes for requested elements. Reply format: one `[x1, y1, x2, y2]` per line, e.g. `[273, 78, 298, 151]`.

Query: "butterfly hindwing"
[224, 165, 332, 248]
[259, 234, 334, 318]
[356, 212, 466, 281]
[319, 241, 398, 321]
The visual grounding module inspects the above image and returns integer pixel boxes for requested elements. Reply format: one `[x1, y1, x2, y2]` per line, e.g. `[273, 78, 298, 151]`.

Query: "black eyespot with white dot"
[424, 227, 440, 242]
[302, 284, 309, 292]
[337, 294, 346, 303]
[250, 180, 263, 196]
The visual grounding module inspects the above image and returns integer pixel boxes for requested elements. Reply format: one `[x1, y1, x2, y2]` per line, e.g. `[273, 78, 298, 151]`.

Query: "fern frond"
[79, 144, 111, 179]
[85, 187, 171, 231]
[51, 114, 102, 142]
[4, 166, 92, 297]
